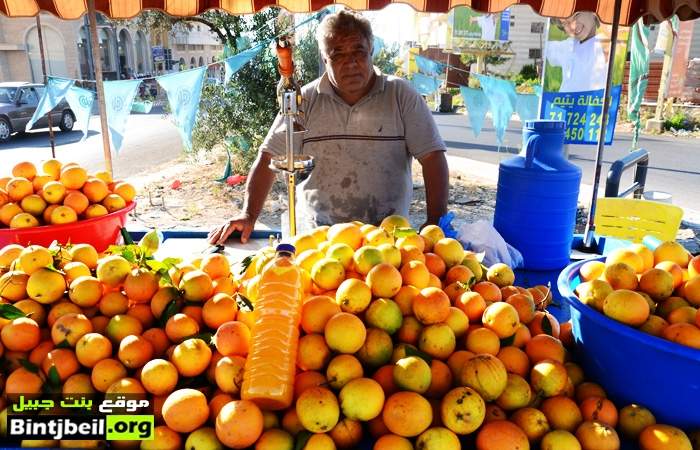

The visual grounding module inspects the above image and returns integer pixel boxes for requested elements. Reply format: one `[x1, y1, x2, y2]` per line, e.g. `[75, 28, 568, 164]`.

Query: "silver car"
[0, 82, 75, 143]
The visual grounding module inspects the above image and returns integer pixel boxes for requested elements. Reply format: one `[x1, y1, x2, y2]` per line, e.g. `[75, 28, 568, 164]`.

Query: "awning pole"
[35, 14, 56, 158]
[87, 0, 114, 176]
[583, 0, 623, 249]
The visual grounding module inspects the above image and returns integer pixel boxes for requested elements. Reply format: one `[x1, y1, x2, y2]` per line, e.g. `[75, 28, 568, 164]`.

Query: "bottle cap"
[276, 243, 296, 254]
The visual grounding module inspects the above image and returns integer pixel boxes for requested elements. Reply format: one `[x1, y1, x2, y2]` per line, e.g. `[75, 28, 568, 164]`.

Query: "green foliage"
[543, 60, 562, 92]
[664, 111, 698, 131]
[519, 64, 539, 81]
[373, 43, 401, 75]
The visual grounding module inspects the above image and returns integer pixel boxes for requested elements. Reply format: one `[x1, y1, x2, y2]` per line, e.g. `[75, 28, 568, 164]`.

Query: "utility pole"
[646, 20, 675, 132]
[35, 14, 56, 158]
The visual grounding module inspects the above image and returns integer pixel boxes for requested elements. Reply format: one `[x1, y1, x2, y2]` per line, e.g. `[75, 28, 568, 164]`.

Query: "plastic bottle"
[241, 243, 303, 410]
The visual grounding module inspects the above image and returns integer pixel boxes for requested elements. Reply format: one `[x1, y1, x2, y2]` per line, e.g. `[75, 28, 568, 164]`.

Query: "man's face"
[322, 32, 374, 100]
[562, 12, 598, 41]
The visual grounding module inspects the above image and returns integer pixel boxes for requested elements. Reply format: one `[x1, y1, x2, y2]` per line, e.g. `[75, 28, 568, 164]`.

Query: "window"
[529, 48, 542, 59]
[19, 88, 39, 107]
[531, 22, 545, 33]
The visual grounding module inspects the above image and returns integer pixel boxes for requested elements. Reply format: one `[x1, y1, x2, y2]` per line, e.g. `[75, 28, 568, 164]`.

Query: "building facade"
[0, 14, 224, 84]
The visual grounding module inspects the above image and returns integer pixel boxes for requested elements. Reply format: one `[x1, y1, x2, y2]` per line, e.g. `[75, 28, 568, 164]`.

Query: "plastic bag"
[457, 220, 524, 269]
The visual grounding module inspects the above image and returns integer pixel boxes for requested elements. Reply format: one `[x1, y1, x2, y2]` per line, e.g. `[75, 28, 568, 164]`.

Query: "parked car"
[0, 81, 75, 143]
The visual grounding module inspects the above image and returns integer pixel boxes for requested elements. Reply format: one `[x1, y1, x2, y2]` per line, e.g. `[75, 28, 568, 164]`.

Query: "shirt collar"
[317, 66, 385, 102]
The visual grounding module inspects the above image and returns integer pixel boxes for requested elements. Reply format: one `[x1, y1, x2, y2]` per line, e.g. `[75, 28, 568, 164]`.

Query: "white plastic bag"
[457, 220, 524, 269]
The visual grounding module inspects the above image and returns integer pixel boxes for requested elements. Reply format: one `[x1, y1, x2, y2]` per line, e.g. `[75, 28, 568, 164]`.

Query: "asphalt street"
[434, 113, 700, 212]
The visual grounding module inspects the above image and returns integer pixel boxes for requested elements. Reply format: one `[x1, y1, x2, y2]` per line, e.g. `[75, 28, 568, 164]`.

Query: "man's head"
[317, 10, 375, 103]
[556, 12, 599, 42]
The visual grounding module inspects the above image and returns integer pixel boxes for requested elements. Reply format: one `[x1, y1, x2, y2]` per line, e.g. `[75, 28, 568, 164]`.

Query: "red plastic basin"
[0, 202, 136, 252]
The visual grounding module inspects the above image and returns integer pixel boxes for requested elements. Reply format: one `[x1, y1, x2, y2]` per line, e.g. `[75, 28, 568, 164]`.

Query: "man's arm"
[419, 151, 449, 227]
[207, 151, 276, 244]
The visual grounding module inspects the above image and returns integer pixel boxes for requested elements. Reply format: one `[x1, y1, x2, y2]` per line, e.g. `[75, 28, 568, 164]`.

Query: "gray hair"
[316, 10, 373, 54]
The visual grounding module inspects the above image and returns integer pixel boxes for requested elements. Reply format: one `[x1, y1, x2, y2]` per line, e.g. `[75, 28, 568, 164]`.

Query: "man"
[545, 12, 607, 92]
[209, 10, 449, 244]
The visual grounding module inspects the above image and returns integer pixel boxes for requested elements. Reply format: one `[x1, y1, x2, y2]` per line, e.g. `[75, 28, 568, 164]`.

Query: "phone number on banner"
[540, 86, 621, 145]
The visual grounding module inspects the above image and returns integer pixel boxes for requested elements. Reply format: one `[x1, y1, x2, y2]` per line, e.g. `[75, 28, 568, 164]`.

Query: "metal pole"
[35, 14, 56, 158]
[87, 0, 114, 176]
[583, 0, 623, 248]
[84, 15, 95, 80]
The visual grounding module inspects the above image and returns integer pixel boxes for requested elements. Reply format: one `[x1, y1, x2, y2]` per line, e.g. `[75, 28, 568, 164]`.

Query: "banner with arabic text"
[540, 14, 629, 144]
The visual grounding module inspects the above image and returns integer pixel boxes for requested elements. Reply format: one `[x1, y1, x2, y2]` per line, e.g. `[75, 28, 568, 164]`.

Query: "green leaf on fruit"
[405, 346, 433, 365]
[160, 299, 181, 327]
[121, 247, 137, 264]
[56, 339, 72, 349]
[542, 313, 553, 336]
[500, 334, 516, 347]
[393, 227, 417, 238]
[48, 366, 61, 388]
[238, 255, 254, 276]
[146, 260, 166, 273]
[19, 358, 39, 373]
[236, 293, 254, 312]
[0, 304, 28, 320]
[120, 227, 135, 245]
[185, 332, 214, 346]
[295, 431, 313, 450]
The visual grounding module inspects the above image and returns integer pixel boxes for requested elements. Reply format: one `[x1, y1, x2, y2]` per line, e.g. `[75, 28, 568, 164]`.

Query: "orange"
[162, 388, 209, 433]
[51, 313, 93, 346]
[444, 281, 469, 303]
[465, 327, 500, 355]
[497, 346, 530, 377]
[141, 359, 178, 396]
[213, 320, 250, 356]
[456, 291, 487, 322]
[576, 382, 607, 402]
[142, 328, 170, 358]
[685, 276, 700, 306]
[13, 299, 46, 326]
[382, 391, 433, 437]
[13, 161, 37, 180]
[445, 265, 475, 285]
[41, 348, 80, 382]
[330, 417, 364, 448]
[525, 334, 566, 364]
[179, 269, 214, 302]
[63, 192, 89, 215]
[68, 276, 102, 308]
[412, 287, 450, 325]
[495, 373, 532, 411]
[460, 354, 508, 401]
[530, 360, 568, 398]
[41, 181, 66, 204]
[325, 312, 367, 354]
[433, 238, 465, 268]
[20, 194, 47, 216]
[400, 260, 430, 289]
[483, 404, 507, 423]
[379, 215, 411, 234]
[199, 253, 231, 280]
[123, 267, 159, 303]
[301, 295, 340, 334]
[1, 317, 41, 352]
[68, 243, 98, 269]
[576, 421, 620, 450]
[327, 222, 363, 250]
[366, 263, 403, 298]
[579, 396, 618, 427]
[374, 434, 413, 450]
[202, 293, 238, 329]
[62, 373, 96, 395]
[84, 204, 108, 218]
[113, 181, 137, 202]
[638, 424, 692, 450]
[5, 367, 44, 395]
[117, 334, 154, 369]
[662, 322, 700, 349]
[653, 241, 690, 267]
[540, 396, 583, 432]
[10, 212, 39, 228]
[475, 420, 529, 450]
[96, 255, 132, 289]
[102, 193, 126, 213]
[606, 248, 645, 274]
[0, 187, 10, 207]
[171, 338, 212, 377]
[98, 291, 129, 317]
[6, 177, 33, 201]
[80, 178, 109, 203]
[604, 262, 639, 290]
[59, 166, 88, 190]
[603, 289, 650, 326]
[335, 278, 372, 313]
[0, 202, 22, 225]
[579, 260, 606, 282]
[529, 311, 561, 338]
[295, 386, 340, 433]
[472, 281, 502, 302]
[297, 333, 332, 371]
[47, 301, 82, 327]
[90, 358, 127, 392]
[629, 243, 655, 272]
[75, 332, 113, 368]
[396, 233, 425, 252]
[50, 205, 78, 224]
[424, 253, 447, 278]
[511, 407, 550, 442]
[0, 270, 29, 301]
[486, 263, 515, 287]
[482, 302, 520, 338]
[506, 293, 537, 325]
[105, 314, 143, 343]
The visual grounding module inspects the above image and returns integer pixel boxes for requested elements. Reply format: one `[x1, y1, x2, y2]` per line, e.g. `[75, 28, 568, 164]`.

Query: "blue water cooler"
[494, 120, 582, 270]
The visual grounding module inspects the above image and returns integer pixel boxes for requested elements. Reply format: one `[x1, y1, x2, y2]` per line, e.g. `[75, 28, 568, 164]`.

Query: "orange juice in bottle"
[241, 243, 303, 410]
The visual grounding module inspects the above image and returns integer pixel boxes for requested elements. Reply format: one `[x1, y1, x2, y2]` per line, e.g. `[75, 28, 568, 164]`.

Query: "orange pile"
[576, 241, 700, 349]
[0, 160, 135, 229]
[0, 215, 696, 450]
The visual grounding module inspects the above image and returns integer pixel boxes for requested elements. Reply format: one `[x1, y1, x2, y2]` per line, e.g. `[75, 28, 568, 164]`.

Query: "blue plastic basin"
[558, 258, 700, 429]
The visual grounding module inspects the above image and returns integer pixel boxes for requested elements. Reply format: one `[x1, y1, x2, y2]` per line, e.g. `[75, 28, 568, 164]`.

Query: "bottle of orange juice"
[241, 244, 303, 410]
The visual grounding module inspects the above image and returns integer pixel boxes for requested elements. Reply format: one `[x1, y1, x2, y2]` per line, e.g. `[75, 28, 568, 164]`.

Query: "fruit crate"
[0, 202, 135, 252]
[558, 257, 700, 429]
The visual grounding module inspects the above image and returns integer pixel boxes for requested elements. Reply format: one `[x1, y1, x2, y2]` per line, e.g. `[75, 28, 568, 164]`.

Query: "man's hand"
[208, 214, 255, 245]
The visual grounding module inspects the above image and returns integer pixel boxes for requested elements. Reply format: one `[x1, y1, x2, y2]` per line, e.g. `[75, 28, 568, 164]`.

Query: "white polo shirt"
[260, 68, 446, 231]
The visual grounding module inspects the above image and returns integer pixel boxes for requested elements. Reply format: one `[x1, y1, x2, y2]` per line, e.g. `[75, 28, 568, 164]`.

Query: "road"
[0, 110, 183, 180]
[434, 113, 700, 212]
[2, 108, 698, 214]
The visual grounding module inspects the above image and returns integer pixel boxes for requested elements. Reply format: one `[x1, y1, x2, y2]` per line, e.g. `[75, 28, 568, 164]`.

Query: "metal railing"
[605, 149, 649, 198]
